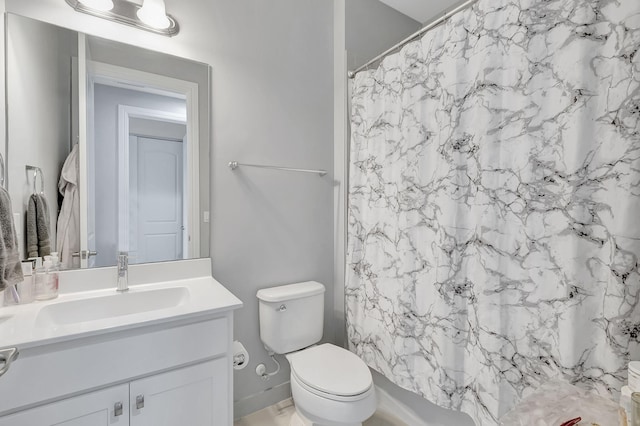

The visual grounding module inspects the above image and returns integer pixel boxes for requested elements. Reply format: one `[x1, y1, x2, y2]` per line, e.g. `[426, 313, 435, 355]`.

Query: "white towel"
[56, 144, 80, 269]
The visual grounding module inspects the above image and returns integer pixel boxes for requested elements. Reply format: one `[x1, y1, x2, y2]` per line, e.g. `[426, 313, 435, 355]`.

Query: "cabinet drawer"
[0, 316, 229, 415]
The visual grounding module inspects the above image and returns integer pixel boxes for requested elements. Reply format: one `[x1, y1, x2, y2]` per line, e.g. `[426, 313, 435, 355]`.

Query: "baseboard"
[233, 380, 292, 420]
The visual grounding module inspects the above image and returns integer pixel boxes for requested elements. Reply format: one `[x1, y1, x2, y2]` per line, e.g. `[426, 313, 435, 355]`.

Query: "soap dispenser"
[35, 259, 58, 300]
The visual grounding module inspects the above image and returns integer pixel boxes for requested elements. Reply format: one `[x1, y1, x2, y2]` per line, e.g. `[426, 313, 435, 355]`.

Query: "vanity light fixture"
[65, 0, 179, 37]
[78, 0, 114, 12]
[137, 0, 171, 29]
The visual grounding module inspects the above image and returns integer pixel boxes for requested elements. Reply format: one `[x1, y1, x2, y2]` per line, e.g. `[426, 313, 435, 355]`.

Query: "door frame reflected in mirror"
[82, 60, 200, 267]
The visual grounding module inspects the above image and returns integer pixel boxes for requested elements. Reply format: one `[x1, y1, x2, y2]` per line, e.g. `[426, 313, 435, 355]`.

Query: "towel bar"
[228, 161, 327, 177]
[25, 165, 44, 195]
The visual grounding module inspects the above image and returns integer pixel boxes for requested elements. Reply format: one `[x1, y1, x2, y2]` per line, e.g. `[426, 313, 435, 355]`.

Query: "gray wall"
[6, 14, 77, 258]
[2, 0, 335, 418]
[346, 0, 421, 70]
[208, 2, 334, 417]
[92, 85, 186, 267]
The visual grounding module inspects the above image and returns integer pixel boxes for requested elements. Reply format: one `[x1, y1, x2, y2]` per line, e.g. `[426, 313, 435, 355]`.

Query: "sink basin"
[35, 287, 189, 327]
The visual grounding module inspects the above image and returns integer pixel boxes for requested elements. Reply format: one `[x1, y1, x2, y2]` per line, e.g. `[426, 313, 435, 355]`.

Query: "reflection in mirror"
[6, 14, 210, 270]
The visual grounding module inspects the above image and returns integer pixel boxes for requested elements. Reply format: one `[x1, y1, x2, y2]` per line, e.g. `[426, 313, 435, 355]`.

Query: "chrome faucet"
[117, 252, 129, 292]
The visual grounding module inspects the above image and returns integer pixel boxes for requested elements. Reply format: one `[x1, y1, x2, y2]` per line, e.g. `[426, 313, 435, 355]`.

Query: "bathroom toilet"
[257, 281, 376, 426]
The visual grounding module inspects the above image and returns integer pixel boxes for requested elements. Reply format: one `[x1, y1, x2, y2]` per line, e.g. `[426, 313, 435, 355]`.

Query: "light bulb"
[78, 0, 114, 12]
[137, 0, 171, 29]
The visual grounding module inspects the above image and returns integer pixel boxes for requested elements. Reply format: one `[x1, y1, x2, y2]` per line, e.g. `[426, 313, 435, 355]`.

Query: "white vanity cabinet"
[0, 358, 227, 426]
[0, 313, 237, 425]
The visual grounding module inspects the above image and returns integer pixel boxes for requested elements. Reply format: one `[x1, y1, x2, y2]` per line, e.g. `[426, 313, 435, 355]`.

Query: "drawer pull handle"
[114, 402, 123, 417]
[0, 347, 18, 378]
[136, 395, 145, 410]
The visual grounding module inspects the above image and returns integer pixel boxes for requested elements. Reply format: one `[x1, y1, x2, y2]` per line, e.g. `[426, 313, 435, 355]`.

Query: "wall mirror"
[5, 13, 210, 269]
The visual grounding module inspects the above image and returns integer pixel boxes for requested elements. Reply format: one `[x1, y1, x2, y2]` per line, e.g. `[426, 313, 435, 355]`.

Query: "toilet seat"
[291, 369, 373, 403]
[287, 344, 373, 399]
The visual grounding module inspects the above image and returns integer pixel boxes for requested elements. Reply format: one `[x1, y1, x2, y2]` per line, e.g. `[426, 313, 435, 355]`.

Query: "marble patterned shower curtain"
[346, 0, 640, 424]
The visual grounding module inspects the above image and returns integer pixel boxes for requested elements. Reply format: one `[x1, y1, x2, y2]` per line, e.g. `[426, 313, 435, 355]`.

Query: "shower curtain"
[346, 0, 640, 424]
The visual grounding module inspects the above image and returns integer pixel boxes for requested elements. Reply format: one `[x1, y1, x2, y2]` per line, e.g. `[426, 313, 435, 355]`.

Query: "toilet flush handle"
[277, 304, 287, 312]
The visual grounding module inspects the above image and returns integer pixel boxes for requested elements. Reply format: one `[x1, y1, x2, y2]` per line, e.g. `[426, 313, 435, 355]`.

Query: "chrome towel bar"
[228, 161, 327, 177]
[25, 165, 45, 195]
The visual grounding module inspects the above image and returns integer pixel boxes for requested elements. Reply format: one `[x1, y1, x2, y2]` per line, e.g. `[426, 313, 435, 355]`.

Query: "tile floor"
[234, 398, 407, 426]
[234, 399, 295, 426]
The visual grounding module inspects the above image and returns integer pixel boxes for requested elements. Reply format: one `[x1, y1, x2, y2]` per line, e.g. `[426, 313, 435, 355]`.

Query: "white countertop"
[0, 276, 242, 350]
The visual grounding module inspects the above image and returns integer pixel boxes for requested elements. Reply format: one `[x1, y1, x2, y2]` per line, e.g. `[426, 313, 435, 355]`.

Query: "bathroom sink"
[35, 286, 189, 327]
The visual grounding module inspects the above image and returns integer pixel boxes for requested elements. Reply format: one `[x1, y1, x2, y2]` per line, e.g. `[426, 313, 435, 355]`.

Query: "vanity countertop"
[0, 276, 242, 350]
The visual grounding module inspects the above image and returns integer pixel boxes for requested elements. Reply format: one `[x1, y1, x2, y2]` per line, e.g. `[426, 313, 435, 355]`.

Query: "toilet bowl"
[286, 344, 376, 426]
[257, 282, 377, 426]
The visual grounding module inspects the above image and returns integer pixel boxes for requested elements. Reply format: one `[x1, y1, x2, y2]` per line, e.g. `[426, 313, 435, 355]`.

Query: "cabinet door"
[0, 384, 129, 426]
[130, 358, 227, 426]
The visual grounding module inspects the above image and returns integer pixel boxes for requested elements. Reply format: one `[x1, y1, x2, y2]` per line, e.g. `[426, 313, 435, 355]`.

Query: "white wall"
[3, 0, 335, 418]
[6, 14, 77, 258]
[92, 84, 186, 267]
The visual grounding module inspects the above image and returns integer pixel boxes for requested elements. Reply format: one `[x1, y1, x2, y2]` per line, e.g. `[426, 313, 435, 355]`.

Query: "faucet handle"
[116, 252, 129, 292]
[117, 252, 128, 270]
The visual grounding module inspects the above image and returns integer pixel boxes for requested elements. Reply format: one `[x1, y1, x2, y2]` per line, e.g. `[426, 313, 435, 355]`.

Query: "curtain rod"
[347, 0, 479, 79]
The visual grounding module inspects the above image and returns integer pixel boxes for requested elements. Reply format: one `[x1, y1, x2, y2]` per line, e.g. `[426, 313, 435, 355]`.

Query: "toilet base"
[288, 368, 375, 426]
[289, 407, 361, 426]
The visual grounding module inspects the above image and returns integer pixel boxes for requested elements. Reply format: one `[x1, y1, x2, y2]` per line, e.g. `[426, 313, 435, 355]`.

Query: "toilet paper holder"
[233, 341, 249, 370]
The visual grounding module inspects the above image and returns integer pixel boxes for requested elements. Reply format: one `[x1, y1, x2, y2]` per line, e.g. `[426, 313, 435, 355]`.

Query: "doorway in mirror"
[129, 120, 188, 264]
[86, 67, 198, 268]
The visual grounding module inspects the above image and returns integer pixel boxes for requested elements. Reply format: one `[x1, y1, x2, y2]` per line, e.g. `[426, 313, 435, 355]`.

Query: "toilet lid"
[288, 344, 372, 397]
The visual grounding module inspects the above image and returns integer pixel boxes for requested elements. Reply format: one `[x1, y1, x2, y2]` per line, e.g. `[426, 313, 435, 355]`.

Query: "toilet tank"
[257, 281, 325, 354]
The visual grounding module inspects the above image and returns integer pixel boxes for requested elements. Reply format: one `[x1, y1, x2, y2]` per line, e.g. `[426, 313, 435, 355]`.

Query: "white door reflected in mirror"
[132, 134, 185, 264]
